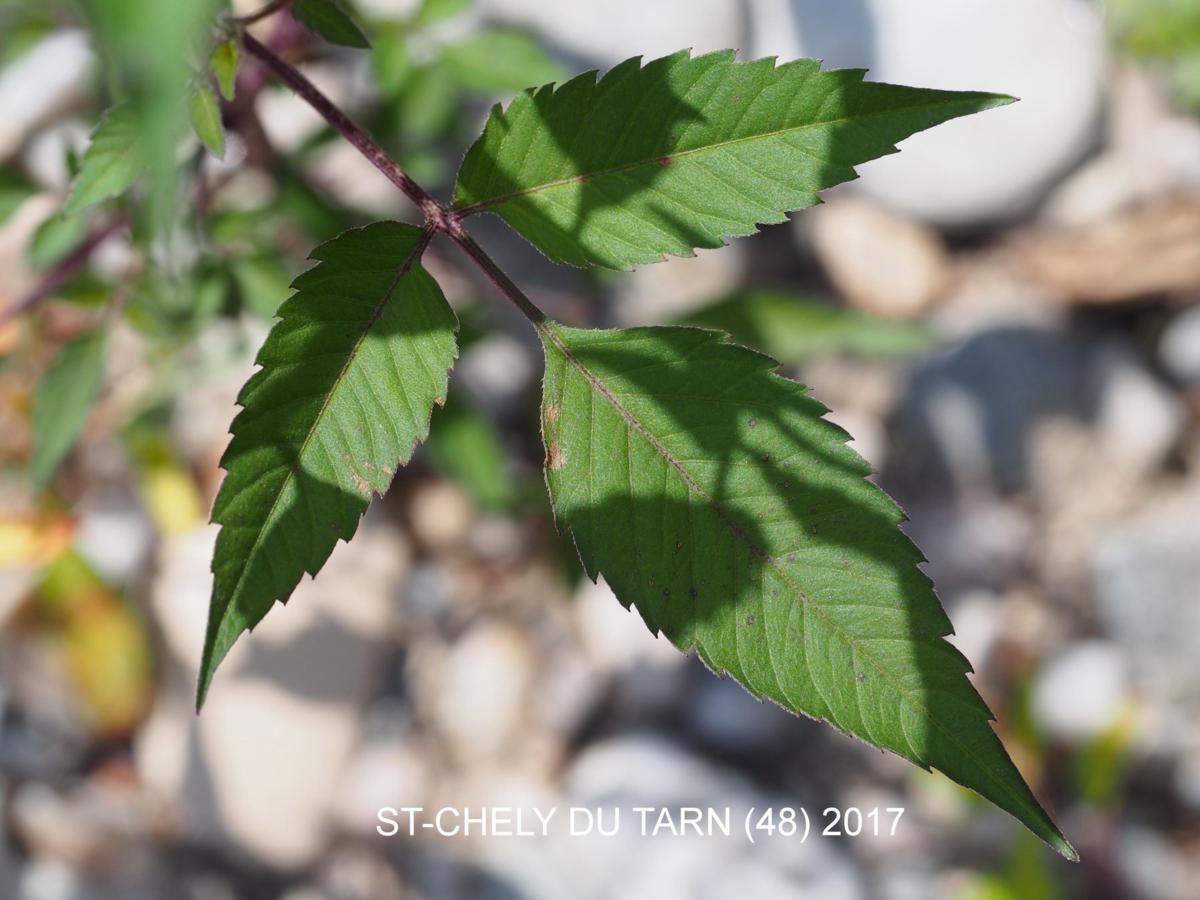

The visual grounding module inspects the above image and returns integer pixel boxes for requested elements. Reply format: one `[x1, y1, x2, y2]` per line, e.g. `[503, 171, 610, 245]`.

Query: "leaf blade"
[189, 84, 226, 159]
[539, 322, 1073, 858]
[64, 105, 144, 216]
[292, 0, 371, 49]
[32, 327, 108, 489]
[454, 52, 1012, 269]
[198, 222, 456, 706]
[211, 39, 239, 101]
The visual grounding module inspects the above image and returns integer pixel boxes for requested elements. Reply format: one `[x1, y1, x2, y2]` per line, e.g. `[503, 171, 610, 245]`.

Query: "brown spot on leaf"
[544, 403, 561, 424]
[658, 155, 673, 165]
[745, 614, 756, 627]
[351, 472, 371, 495]
[548, 440, 567, 471]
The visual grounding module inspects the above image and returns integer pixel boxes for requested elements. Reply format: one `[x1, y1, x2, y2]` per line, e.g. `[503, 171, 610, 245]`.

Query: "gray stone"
[1092, 488, 1200, 720]
[1160, 305, 1200, 386]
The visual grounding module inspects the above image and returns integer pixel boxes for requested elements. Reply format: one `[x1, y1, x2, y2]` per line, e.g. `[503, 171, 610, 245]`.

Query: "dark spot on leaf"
[658, 155, 672, 165]
[745, 614, 756, 627]
[674, 540, 683, 553]
[786, 552, 797, 562]
[747, 417, 757, 429]
[856, 671, 866, 683]
[662, 587, 671, 598]
[688, 587, 698, 599]
[761, 453, 770, 462]
[547, 439, 567, 471]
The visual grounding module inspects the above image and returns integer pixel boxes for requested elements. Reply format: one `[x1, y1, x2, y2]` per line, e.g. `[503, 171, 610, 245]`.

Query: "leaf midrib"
[222, 231, 431, 613]
[455, 96, 989, 214]
[544, 325, 1050, 836]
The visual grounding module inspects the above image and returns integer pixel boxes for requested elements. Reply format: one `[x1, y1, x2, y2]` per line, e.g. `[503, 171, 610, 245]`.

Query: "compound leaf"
[292, 0, 370, 49]
[539, 322, 1074, 858]
[198, 222, 456, 706]
[65, 105, 144, 216]
[32, 327, 108, 489]
[454, 51, 1011, 269]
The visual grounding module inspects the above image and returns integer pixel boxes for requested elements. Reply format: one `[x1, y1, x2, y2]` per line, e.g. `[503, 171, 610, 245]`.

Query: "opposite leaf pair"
[197, 44, 1075, 860]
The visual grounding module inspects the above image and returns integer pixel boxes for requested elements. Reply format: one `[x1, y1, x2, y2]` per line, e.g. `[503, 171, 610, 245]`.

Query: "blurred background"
[1, 0, 1199, 897]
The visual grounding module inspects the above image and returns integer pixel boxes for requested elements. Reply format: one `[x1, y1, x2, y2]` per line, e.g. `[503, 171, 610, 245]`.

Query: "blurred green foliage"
[1109, 0, 1200, 106]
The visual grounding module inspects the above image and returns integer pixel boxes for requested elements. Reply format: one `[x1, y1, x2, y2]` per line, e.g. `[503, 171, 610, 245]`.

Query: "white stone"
[1093, 344, 1185, 476]
[138, 522, 407, 869]
[0, 31, 93, 161]
[479, 0, 742, 66]
[73, 487, 154, 585]
[614, 245, 745, 326]
[456, 333, 535, 410]
[408, 480, 475, 551]
[429, 622, 534, 763]
[944, 590, 1002, 671]
[805, 197, 949, 320]
[333, 740, 430, 837]
[749, 0, 1107, 226]
[572, 577, 683, 673]
[1031, 640, 1129, 742]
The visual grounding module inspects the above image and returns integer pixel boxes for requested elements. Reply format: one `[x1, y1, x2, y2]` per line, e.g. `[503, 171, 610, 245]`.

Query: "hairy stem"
[237, 28, 552, 330]
[240, 33, 443, 220]
[445, 230, 547, 325]
[2, 214, 131, 323]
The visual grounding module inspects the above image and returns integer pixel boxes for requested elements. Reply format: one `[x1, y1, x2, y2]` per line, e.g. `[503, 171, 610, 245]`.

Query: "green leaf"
[0, 167, 37, 226]
[211, 39, 239, 101]
[681, 291, 934, 364]
[442, 28, 568, 94]
[230, 256, 292, 319]
[414, 0, 472, 26]
[197, 222, 457, 706]
[31, 328, 108, 489]
[64, 105, 144, 216]
[427, 393, 518, 511]
[291, 0, 370, 49]
[454, 51, 1012, 270]
[539, 322, 1074, 858]
[189, 84, 226, 159]
[27, 213, 89, 272]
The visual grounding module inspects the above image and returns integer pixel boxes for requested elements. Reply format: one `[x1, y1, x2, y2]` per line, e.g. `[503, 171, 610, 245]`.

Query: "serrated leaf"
[211, 39, 239, 101]
[0, 167, 37, 226]
[197, 222, 456, 706]
[292, 0, 370, 49]
[64, 105, 144, 216]
[539, 322, 1074, 858]
[442, 28, 568, 94]
[454, 51, 1012, 270]
[681, 291, 934, 364]
[189, 84, 225, 159]
[32, 328, 108, 489]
